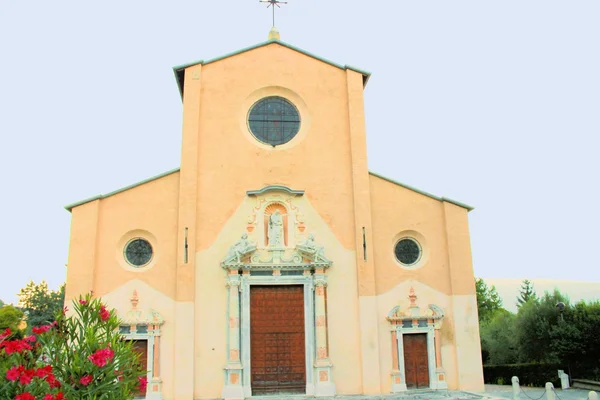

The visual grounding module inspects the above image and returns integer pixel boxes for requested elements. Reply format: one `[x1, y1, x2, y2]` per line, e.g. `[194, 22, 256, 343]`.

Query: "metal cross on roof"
[260, 0, 288, 27]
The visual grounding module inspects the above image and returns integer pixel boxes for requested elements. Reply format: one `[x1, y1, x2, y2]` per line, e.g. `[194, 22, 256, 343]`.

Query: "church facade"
[64, 30, 484, 400]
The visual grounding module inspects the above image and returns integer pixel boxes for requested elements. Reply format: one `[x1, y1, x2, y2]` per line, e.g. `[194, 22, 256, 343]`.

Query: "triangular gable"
[172, 39, 371, 99]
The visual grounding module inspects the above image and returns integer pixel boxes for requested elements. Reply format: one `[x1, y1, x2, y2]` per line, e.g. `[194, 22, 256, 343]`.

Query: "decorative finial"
[130, 290, 139, 309]
[260, 0, 288, 36]
[268, 26, 280, 41]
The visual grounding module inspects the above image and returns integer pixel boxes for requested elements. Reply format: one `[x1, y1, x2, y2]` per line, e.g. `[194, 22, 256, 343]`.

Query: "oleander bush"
[0, 294, 146, 400]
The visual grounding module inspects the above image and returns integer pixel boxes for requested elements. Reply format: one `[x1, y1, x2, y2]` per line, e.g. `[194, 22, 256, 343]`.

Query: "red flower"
[35, 365, 52, 378]
[80, 374, 93, 386]
[99, 305, 110, 321]
[15, 393, 35, 400]
[43, 395, 54, 400]
[6, 366, 21, 381]
[138, 376, 148, 393]
[88, 348, 115, 367]
[32, 325, 51, 334]
[1, 339, 33, 354]
[24, 335, 36, 343]
[0, 328, 10, 340]
[19, 368, 35, 385]
[47, 373, 61, 388]
[55, 393, 65, 399]
[79, 299, 88, 305]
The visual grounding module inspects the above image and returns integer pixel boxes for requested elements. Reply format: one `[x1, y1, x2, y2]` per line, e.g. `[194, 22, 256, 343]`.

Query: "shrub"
[483, 363, 564, 387]
[0, 294, 146, 399]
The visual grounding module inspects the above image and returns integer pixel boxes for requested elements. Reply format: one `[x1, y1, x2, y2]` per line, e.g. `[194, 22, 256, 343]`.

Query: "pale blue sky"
[0, 1, 598, 305]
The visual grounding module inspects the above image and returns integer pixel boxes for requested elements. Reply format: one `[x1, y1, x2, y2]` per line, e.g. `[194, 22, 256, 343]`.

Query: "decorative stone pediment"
[221, 233, 331, 271]
[387, 287, 444, 328]
[120, 290, 165, 326]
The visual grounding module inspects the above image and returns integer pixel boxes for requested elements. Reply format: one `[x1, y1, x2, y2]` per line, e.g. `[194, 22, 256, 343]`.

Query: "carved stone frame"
[221, 253, 334, 398]
[120, 322, 164, 400]
[387, 289, 447, 392]
[119, 291, 165, 400]
[240, 273, 316, 397]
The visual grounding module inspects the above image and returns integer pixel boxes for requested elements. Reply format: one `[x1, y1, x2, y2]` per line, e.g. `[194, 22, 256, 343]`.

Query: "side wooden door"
[403, 333, 429, 389]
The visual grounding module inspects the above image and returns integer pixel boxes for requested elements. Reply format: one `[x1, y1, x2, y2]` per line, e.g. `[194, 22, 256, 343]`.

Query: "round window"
[124, 238, 153, 267]
[248, 96, 300, 146]
[394, 238, 421, 266]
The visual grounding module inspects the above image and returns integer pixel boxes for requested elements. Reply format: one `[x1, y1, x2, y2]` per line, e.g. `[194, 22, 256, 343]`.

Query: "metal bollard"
[546, 382, 555, 400]
[589, 391, 598, 400]
[512, 376, 520, 400]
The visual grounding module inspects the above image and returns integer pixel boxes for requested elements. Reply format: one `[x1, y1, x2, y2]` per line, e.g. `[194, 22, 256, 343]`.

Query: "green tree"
[0, 299, 4, 308]
[18, 280, 65, 328]
[515, 288, 570, 363]
[0, 305, 24, 333]
[475, 278, 504, 323]
[517, 279, 537, 308]
[480, 309, 518, 365]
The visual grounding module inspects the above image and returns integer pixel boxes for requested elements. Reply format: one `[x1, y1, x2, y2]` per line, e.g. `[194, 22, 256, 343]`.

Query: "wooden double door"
[403, 333, 430, 389]
[250, 285, 306, 395]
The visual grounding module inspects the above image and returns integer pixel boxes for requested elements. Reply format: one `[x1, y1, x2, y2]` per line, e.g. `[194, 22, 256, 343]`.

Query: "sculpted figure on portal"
[268, 209, 284, 248]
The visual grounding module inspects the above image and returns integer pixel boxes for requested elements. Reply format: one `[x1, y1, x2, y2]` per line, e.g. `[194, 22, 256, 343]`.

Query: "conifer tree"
[517, 279, 537, 308]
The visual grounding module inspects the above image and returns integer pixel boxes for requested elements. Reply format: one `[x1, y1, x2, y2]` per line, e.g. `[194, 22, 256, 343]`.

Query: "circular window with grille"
[124, 238, 153, 267]
[248, 96, 300, 146]
[394, 238, 421, 266]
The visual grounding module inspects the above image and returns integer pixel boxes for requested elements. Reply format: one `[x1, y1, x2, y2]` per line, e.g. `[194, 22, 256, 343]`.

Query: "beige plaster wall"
[369, 174, 484, 392]
[66, 171, 180, 302]
[193, 190, 364, 397]
[451, 295, 485, 392]
[369, 174, 453, 296]
[188, 43, 357, 253]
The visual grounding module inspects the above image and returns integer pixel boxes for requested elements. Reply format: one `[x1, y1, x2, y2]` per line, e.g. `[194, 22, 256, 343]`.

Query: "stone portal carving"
[268, 209, 284, 248]
[224, 233, 257, 263]
[297, 234, 330, 263]
[386, 287, 447, 392]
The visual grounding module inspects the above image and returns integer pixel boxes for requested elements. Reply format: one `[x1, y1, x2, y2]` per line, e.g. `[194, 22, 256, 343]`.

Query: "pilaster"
[222, 272, 244, 400]
[313, 271, 335, 397]
[174, 63, 202, 400]
[346, 69, 381, 393]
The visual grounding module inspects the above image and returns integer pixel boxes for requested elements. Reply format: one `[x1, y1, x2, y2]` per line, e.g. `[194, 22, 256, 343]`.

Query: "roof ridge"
[368, 170, 474, 211]
[64, 167, 181, 212]
[172, 40, 371, 98]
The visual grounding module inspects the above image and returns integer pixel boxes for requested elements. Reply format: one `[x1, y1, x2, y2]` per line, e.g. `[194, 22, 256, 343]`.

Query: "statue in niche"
[224, 233, 257, 263]
[297, 233, 328, 262]
[268, 209, 284, 248]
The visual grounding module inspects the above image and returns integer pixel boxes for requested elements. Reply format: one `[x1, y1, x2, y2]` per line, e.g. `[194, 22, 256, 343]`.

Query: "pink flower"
[138, 376, 148, 393]
[79, 299, 88, 305]
[99, 305, 110, 321]
[88, 348, 115, 367]
[32, 325, 51, 334]
[79, 374, 93, 386]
